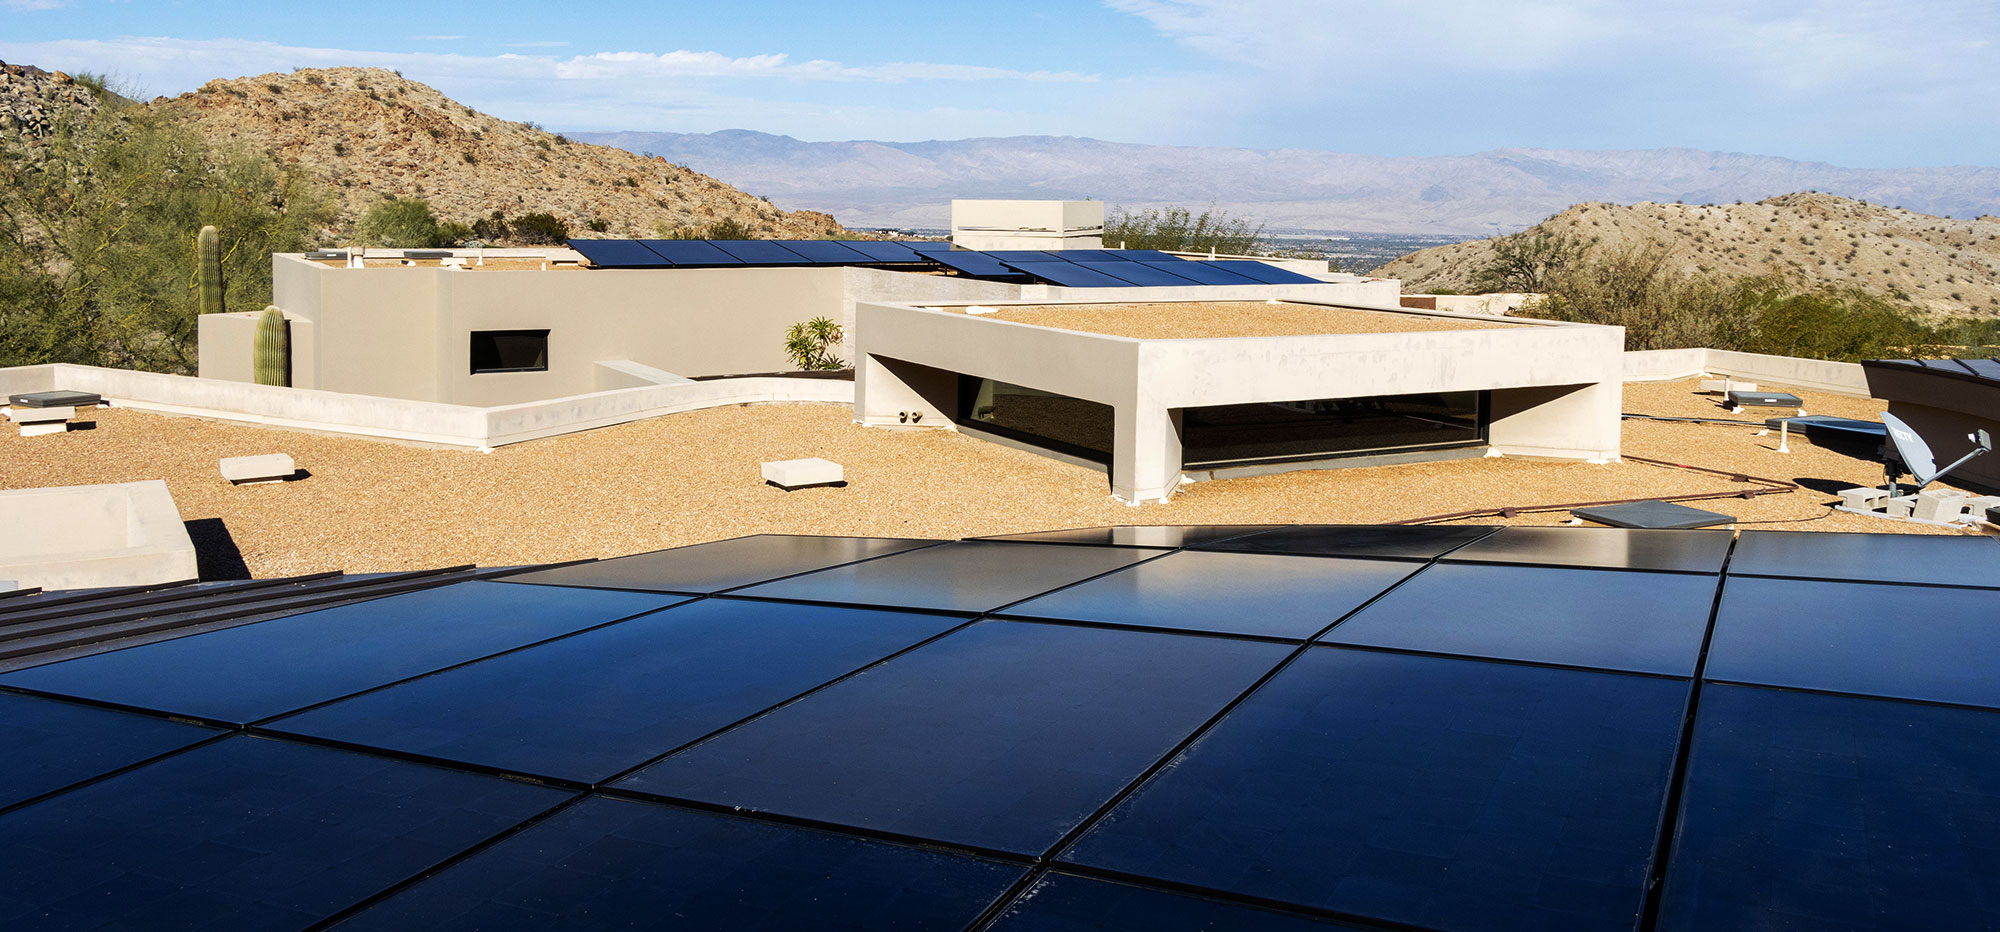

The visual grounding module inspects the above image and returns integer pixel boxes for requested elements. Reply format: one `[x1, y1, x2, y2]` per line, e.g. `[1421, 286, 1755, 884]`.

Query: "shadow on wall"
[184, 518, 251, 580]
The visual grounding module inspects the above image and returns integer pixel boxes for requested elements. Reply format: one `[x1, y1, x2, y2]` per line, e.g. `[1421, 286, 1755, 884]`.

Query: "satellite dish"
[1882, 411, 1992, 493]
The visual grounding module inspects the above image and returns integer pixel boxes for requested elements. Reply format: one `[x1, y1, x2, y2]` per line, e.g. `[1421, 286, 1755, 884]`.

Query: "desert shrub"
[783, 317, 845, 370]
[433, 221, 475, 247]
[1106, 204, 1263, 254]
[356, 198, 443, 247]
[510, 212, 570, 245]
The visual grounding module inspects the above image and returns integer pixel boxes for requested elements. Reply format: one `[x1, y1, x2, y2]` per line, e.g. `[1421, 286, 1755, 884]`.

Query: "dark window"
[470, 330, 549, 374]
[957, 376, 1114, 463]
[1181, 390, 1486, 469]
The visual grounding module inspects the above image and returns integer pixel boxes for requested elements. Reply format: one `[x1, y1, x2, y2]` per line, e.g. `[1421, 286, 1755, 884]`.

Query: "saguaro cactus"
[253, 306, 290, 387]
[198, 225, 224, 315]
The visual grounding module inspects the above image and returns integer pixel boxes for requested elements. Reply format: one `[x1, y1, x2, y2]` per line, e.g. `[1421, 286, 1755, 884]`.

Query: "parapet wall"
[1623, 348, 1869, 395]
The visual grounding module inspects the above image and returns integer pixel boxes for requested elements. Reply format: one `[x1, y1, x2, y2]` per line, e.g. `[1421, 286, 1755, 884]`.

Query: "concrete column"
[1113, 402, 1183, 504]
[1488, 381, 1622, 461]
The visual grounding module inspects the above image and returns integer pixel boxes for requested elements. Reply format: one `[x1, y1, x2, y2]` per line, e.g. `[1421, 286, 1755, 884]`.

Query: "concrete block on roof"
[1913, 488, 1973, 522]
[1837, 487, 1889, 511]
[1698, 379, 1754, 393]
[11, 405, 75, 435]
[0, 480, 197, 591]
[762, 457, 844, 490]
[221, 453, 298, 485]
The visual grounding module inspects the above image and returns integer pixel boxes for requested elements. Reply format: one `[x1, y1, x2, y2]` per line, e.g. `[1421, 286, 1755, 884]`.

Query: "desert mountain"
[1377, 194, 2000, 317]
[153, 68, 839, 240]
[571, 129, 2000, 237]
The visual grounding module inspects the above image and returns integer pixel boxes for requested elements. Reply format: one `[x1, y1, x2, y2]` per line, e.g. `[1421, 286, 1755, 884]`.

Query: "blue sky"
[3, 0, 1995, 167]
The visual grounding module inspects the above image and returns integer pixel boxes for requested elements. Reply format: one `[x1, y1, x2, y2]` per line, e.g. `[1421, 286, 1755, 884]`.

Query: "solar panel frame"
[1084, 262, 1201, 287]
[1102, 250, 1179, 261]
[636, 239, 741, 266]
[501, 533, 942, 595]
[1054, 250, 1137, 263]
[707, 240, 815, 266]
[926, 250, 1020, 278]
[0, 692, 222, 810]
[1139, 259, 1263, 285]
[565, 239, 674, 268]
[1004, 261, 1136, 288]
[841, 240, 930, 263]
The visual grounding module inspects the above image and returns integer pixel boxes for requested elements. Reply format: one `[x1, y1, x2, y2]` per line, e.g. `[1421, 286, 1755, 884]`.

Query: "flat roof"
[945, 301, 1524, 339]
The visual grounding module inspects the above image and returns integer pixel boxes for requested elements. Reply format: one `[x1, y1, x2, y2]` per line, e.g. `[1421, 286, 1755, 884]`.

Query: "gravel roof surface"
[0, 378, 1964, 578]
[961, 302, 1522, 339]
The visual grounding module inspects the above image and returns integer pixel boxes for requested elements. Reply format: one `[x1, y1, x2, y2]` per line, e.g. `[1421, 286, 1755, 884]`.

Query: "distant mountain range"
[566, 130, 2000, 236]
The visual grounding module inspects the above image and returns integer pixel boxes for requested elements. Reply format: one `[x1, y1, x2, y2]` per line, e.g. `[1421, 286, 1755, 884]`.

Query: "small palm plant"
[784, 317, 846, 371]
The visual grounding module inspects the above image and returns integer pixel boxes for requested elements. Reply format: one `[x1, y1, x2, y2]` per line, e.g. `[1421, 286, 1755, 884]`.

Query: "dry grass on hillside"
[0, 378, 1967, 578]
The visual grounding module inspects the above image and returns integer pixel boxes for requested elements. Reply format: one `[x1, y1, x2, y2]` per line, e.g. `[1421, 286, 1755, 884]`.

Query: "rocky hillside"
[1379, 194, 2000, 317]
[151, 67, 839, 240]
[0, 61, 110, 162]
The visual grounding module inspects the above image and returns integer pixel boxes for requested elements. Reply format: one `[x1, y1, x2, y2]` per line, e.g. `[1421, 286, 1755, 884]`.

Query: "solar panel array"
[565, 239, 1325, 287]
[4, 526, 1998, 931]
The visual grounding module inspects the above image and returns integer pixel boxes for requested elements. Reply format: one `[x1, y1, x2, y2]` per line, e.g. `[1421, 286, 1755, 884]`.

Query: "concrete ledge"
[1622, 348, 1870, 396]
[0, 363, 853, 450]
[0, 480, 197, 591]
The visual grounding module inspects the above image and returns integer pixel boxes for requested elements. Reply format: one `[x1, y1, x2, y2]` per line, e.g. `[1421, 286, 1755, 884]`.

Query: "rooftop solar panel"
[1706, 576, 2000, 708]
[728, 540, 1157, 614]
[841, 240, 929, 263]
[1136, 259, 1262, 285]
[1102, 250, 1179, 261]
[975, 525, 1277, 549]
[1062, 648, 1687, 931]
[268, 600, 963, 784]
[1087, 262, 1203, 286]
[1442, 526, 1734, 574]
[565, 238, 673, 268]
[926, 249, 1020, 278]
[1004, 551, 1420, 640]
[707, 240, 814, 266]
[637, 239, 742, 266]
[1203, 260, 1324, 284]
[769, 239, 873, 264]
[989, 873, 1358, 931]
[1004, 261, 1136, 288]
[981, 250, 1063, 262]
[0, 735, 568, 931]
[1729, 530, 2000, 588]
[0, 582, 685, 724]
[502, 534, 941, 595]
[1658, 685, 2000, 931]
[1321, 563, 1719, 675]
[0, 692, 221, 810]
[1052, 250, 1136, 263]
[335, 796, 1024, 932]
[1195, 524, 1497, 560]
[619, 621, 1288, 856]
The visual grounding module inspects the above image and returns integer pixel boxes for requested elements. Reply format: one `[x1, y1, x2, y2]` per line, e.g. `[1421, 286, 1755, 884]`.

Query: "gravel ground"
[0, 378, 1964, 578]
[964, 302, 1520, 339]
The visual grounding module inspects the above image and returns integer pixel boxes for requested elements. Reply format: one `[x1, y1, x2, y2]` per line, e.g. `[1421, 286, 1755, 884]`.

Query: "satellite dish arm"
[1916, 429, 1994, 492]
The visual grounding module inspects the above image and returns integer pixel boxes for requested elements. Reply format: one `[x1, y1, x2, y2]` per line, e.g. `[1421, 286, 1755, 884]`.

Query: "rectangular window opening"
[956, 375, 1114, 464]
[470, 330, 549, 374]
[1181, 390, 1487, 469]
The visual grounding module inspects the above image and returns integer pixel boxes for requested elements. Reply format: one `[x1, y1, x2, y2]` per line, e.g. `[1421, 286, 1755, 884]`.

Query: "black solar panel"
[728, 540, 1158, 614]
[502, 534, 941, 595]
[1003, 551, 1420, 640]
[638, 239, 741, 266]
[268, 600, 962, 783]
[1102, 250, 1178, 261]
[1061, 648, 1687, 931]
[708, 240, 813, 265]
[842, 240, 929, 263]
[926, 249, 1019, 278]
[566, 238, 673, 268]
[1706, 576, 2000, 708]
[0, 735, 568, 931]
[771, 239, 873, 264]
[0, 582, 684, 723]
[0, 692, 220, 810]
[618, 621, 1288, 856]
[1053, 250, 1136, 263]
[1196, 524, 1497, 560]
[1442, 526, 1734, 573]
[1138, 259, 1262, 285]
[1730, 530, 2000, 588]
[1203, 260, 1324, 284]
[981, 250, 1062, 262]
[1004, 261, 1134, 288]
[989, 873, 1356, 931]
[1322, 562, 1719, 675]
[1658, 685, 2000, 931]
[4, 525, 1990, 929]
[1087, 261, 1201, 287]
[335, 796, 1024, 931]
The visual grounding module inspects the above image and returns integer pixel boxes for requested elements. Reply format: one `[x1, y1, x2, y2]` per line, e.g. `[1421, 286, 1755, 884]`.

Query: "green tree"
[1471, 228, 1586, 293]
[1105, 204, 1264, 254]
[510, 211, 571, 245]
[0, 105, 332, 372]
[356, 198, 443, 247]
